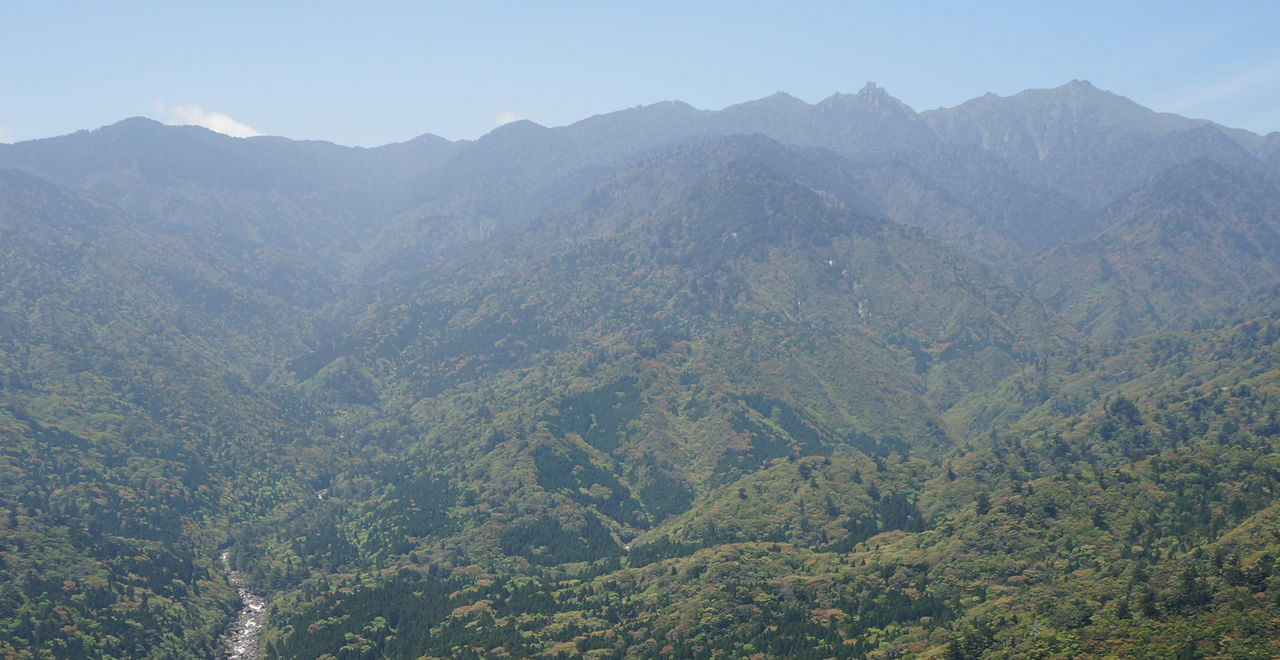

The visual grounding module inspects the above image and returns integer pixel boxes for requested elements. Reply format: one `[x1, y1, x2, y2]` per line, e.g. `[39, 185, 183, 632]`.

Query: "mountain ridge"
[5, 79, 1280, 660]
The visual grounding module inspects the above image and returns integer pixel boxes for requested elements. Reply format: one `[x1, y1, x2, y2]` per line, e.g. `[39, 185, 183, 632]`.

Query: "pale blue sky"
[3, 1, 1278, 146]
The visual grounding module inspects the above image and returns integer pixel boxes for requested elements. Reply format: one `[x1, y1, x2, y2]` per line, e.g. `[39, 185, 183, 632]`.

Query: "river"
[216, 489, 326, 658]
[217, 549, 268, 660]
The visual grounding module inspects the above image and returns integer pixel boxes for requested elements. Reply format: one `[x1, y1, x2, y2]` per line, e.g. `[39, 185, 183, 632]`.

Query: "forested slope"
[2, 81, 1280, 659]
[1025, 159, 1280, 340]
[0, 170, 344, 658]
[261, 315, 1280, 660]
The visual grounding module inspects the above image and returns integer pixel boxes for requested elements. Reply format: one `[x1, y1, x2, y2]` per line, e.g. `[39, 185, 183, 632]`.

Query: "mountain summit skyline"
[5, 3, 1278, 146]
[5, 79, 1279, 149]
[5, 68, 1280, 658]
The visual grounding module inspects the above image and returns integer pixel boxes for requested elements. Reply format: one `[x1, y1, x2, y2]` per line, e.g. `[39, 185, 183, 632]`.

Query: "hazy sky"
[3, 1, 1279, 146]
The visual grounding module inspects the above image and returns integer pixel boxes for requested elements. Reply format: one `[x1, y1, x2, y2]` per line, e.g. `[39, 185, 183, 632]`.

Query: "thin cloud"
[1162, 55, 1280, 115]
[0, 126, 12, 144]
[154, 102, 262, 138]
[497, 111, 518, 126]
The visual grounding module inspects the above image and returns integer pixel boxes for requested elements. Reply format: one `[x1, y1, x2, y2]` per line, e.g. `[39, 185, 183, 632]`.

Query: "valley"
[219, 549, 267, 660]
[2, 80, 1280, 659]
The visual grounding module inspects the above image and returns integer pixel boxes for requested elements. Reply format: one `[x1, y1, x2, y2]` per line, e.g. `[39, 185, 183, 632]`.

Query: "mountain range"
[2, 80, 1280, 659]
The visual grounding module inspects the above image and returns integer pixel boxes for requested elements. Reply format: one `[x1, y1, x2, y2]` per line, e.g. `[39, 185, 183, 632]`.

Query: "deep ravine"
[216, 489, 327, 658]
[218, 549, 268, 660]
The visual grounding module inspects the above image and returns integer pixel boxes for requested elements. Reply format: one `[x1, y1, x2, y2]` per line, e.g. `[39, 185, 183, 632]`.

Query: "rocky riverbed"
[218, 549, 268, 660]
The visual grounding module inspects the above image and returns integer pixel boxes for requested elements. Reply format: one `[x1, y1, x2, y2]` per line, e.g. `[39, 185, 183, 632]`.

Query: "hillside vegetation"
[2, 81, 1280, 659]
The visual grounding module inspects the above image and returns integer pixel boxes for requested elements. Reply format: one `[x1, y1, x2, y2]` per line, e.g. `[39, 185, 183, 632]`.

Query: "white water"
[218, 549, 268, 660]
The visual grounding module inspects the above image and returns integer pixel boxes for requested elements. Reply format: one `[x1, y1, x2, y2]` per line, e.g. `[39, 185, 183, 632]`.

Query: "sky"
[3, 1, 1279, 147]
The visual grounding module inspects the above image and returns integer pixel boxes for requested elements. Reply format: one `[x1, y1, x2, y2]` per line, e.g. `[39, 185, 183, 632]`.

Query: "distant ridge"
[6, 77, 1280, 659]
[922, 80, 1269, 205]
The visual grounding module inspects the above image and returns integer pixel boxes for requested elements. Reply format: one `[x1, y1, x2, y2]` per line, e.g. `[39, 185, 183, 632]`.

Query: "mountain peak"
[1063, 79, 1097, 90]
[96, 116, 237, 142]
[1020, 79, 1126, 107]
[405, 132, 453, 145]
[818, 83, 914, 113]
[477, 118, 551, 143]
[856, 82, 896, 104]
[718, 91, 811, 118]
[105, 116, 167, 130]
[757, 91, 809, 109]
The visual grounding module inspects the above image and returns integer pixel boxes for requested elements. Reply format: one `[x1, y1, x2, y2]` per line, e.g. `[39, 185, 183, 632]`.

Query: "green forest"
[3, 80, 1280, 659]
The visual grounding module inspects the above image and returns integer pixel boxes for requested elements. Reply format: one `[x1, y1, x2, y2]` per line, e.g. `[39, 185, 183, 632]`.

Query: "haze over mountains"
[3, 81, 1280, 659]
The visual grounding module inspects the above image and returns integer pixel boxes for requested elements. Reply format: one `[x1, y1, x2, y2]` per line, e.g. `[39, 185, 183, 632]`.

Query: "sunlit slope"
[1025, 160, 1280, 340]
[268, 317, 1280, 660]
[0, 170, 339, 659]
[271, 148, 1075, 581]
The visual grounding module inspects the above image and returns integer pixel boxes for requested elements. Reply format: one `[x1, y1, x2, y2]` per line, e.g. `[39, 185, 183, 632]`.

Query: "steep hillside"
[923, 80, 1265, 208]
[0, 120, 461, 309]
[1, 82, 1279, 659]
[263, 317, 1280, 660]
[354, 84, 1068, 283]
[354, 84, 944, 283]
[711, 83, 938, 156]
[1258, 132, 1280, 173]
[0, 171, 348, 658]
[1024, 160, 1280, 340]
[247, 151, 1075, 609]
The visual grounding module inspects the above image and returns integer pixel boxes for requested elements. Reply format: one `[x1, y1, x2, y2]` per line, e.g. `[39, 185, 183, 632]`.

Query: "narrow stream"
[218, 549, 268, 660]
[217, 489, 325, 658]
